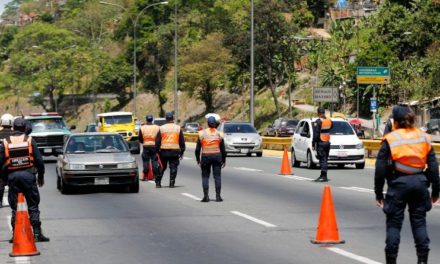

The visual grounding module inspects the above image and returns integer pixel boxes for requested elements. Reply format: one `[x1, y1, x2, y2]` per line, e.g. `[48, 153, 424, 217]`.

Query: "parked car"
[153, 117, 167, 126]
[217, 121, 263, 157]
[183, 122, 202, 133]
[56, 133, 139, 194]
[266, 118, 299, 137]
[84, 123, 97, 132]
[290, 118, 365, 169]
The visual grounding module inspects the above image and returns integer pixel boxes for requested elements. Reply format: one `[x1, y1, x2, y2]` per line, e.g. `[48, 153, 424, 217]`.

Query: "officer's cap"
[317, 107, 325, 114]
[146, 114, 154, 122]
[207, 116, 217, 124]
[165, 112, 174, 120]
[13, 118, 27, 128]
[392, 106, 413, 122]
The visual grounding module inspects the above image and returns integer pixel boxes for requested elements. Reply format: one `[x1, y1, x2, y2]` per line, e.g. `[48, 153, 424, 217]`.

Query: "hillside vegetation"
[0, 0, 439, 129]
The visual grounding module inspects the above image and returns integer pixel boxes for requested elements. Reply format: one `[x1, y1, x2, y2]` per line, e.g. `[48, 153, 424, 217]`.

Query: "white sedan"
[290, 118, 365, 169]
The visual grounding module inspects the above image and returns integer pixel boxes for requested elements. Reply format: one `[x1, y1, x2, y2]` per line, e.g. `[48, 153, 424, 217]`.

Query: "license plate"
[240, 148, 249, 154]
[337, 152, 348, 157]
[43, 148, 52, 154]
[94, 177, 109, 185]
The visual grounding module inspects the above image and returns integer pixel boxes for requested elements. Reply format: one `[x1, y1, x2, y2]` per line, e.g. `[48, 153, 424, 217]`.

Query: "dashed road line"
[328, 247, 382, 264]
[339, 187, 375, 193]
[279, 175, 313, 181]
[3, 196, 8, 206]
[182, 157, 193, 160]
[230, 211, 277, 228]
[13, 256, 32, 264]
[233, 167, 263, 172]
[7, 215, 12, 230]
[181, 193, 202, 201]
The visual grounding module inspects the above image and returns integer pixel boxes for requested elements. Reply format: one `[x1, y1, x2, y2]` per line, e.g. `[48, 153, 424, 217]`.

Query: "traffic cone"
[279, 146, 293, 175]
[311, 185, 345, 244]
[10, 193, 40, 257]
[147, 161, 154, 181]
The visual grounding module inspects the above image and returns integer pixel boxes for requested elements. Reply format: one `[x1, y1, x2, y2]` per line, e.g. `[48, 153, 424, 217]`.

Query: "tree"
[180, 33, 234, 113]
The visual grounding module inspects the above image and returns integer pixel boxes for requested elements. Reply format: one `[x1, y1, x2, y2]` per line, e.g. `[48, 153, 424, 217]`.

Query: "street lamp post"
[250, 0, 255, 126]
[100, 1, 169, 118]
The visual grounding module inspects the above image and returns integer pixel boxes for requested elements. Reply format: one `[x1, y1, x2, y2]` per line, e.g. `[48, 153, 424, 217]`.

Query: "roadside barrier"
[279, 146, 293, 175]
[183, 133, 440, 155]
[10, 193, 40, 257]
[311, 185, 345, 245]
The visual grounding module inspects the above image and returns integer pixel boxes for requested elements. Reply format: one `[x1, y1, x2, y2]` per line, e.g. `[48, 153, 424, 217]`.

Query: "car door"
[298, 121, 312, 160]
[293, 121, 305, 161]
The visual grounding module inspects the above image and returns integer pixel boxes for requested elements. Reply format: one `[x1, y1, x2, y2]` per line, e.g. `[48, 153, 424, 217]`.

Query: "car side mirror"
[258, 131, 262, 136]
[70, 125, 76, 130]
[357, 131, 364, 137]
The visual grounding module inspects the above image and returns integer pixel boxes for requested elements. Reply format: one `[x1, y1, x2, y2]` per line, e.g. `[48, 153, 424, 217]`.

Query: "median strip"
[230, 211, 277, 228]
[328, 247, 382, 264]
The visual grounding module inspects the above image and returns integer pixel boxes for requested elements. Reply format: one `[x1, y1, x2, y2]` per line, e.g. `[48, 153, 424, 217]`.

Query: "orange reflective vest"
[320, 118, 332, 142]
[3, 135, 34, 171]
[384, 128, 431, 174]
[140, 124, 160, 147]
[199, 128, 222, 154]
[160, 123, 181, 150]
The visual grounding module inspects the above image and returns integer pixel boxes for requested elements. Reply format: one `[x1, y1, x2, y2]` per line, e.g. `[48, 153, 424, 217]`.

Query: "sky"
[0, 0, 10, 15]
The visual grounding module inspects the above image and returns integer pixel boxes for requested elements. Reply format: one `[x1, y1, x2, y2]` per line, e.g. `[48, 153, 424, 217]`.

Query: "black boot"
[216, 188, 223, 202]
[385, 254, 397, 264]
[169, 180, 175, 188]
[155, 181, 162, 188]
[417, 252, 429, 264]
[201, 189, 209, 202]
[314, 172, 328, 182]
[33, 225, 50, 242]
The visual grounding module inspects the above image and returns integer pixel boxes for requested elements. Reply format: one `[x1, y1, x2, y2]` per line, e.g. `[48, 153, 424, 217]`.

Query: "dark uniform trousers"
[142, 147, 160, 177]
[201, 154, 222, 190]
[158, 152, 180, 183]
[384, 174, 431, 256]
[8, 170, 41, 228]
[317, 141, 331, 173]
[0, 175, 5, 203]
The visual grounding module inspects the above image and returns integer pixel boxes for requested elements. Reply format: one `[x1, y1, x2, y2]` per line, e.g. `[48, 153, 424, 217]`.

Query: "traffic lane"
[0, 163, 355, 264]
[175, 155, 440, 263]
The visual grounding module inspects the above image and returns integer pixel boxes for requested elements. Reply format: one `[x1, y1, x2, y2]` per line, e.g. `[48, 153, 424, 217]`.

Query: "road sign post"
[313, 87, 339, 117]
[370, 98, 377, 112]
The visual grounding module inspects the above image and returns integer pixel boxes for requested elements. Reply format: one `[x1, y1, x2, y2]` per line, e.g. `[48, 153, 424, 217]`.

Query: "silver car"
[56, 133, 139, 194]
[218, 122, 263, 157]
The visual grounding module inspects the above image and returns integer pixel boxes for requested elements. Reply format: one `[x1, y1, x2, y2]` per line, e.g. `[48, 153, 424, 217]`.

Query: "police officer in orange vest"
[313, 107, 333, 182]
[375, 106, 439, 264]
[155, 112, 185, 188]
[0, 118, 49, 242]
[195, 116, 226, 202]
[139, 114, 160, 181]
[0, 113, 15, 208]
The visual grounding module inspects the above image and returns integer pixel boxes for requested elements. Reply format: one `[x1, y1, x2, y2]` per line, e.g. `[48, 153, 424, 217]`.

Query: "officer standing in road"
[139, 114, 160, 181]
[155, 112, 185, 188]
[375, 106, 439, 264]
[0, 113, 15, 208]
[0, 118, 49, 242]
[195, 116, 226, 202]
[313, 107, 333, 182]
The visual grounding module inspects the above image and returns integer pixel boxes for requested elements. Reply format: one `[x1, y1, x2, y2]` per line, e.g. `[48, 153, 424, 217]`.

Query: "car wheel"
[60, 178, 71, 195]
[57, 175, 61, 190]
[256, 152, 263, 157]
[291, 149, 300, 167]
[337, 164, 345, 169]
[356, 162, 365, 169]
[246, 153, 252, 157]
[307, 151, 316, 169]
[129, 179, 140, 193]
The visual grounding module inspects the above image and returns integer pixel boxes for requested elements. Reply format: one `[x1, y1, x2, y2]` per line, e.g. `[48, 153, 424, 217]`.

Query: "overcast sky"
[0, 0, 10, 16]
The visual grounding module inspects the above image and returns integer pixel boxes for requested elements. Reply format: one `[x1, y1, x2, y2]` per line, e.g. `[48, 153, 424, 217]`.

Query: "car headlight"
[128, 132, 133, 137]
[66, 164, 85, 170]
[117, 162, 137, 169]
[255, 138, 262, 145]
[355, 142, 364, 149]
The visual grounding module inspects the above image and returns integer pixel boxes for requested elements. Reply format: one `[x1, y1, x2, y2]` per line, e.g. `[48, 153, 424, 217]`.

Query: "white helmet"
[205, 113, 221, 123]
[1, 113, 14, 127]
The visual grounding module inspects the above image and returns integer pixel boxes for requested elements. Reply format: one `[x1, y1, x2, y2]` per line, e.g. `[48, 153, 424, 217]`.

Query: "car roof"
[300, 117, 346, 122]
[97, 112, 133, 117]
[70, 132, 122, 136]
[25, 115, 63, 120]
[223, 121, 251, 124]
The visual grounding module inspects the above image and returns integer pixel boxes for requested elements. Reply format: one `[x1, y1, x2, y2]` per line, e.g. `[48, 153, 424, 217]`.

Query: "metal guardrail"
[184, 133, 440, 154]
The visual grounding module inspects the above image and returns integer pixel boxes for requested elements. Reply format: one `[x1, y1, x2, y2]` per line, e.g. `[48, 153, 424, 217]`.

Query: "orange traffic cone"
[10, 193, 40, 257]
[279, 146, 293, 175]
[147, 161, 154, 181]
[311, 185, 345, 244]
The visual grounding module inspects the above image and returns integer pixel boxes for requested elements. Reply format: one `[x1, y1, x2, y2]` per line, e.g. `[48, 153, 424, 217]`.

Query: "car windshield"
[224, 123, 257, 133]
[103, 115, 132, 125]
[330, 121, 355, 135]
[154, 119, 167, 126]
[85, 124, 96, 132]
[29, 118, 67, 132]
[286, 120, 298, 126]
[66, 135, 129, 154]
[186, 123, 198, 128]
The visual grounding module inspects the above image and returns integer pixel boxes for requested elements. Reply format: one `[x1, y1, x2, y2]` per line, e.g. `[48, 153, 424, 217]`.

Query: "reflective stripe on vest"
[141, 124, 160, 146]
[199, 128, 222, 154]
[384, 128, 431, 174]
[320, 118, 332, 142]
[3, 135, 34, 170]
[160, 123, 181, 150]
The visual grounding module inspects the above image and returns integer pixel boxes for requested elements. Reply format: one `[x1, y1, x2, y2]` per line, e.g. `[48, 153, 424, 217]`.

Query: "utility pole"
[250, 0, 255, 126]
[173, 0, 178, 123]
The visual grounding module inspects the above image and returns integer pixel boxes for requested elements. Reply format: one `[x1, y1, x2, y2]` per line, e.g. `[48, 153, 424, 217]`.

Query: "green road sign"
[356, 67, 391, 84]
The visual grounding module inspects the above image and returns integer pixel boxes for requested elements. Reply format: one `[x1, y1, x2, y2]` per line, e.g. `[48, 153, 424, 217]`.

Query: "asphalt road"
[1, 147, 439, 264]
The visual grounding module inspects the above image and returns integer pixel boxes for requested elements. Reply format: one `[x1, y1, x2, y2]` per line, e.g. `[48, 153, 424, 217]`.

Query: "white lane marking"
[233, 167, 263, 172]
[279, 175, 313, 181]
[230, 211, 277, 228]
[328, 247, 382, 264]
[340, 187, 375, 193]
[181, 193, 202, 201]
[3, 195, 8, 206]
[182, 157, 193, 160]
[7, 215, 12, 231]
[147, 180, 156, 185]
[14, 256, 32, 263]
